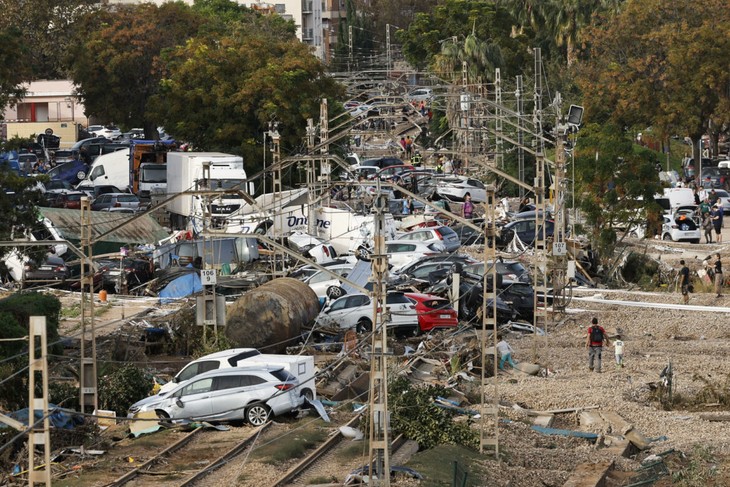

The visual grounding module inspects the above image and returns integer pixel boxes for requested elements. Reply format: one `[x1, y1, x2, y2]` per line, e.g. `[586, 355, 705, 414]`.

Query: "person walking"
[462, 192, 474, 219]
[496, 336, 517, 371]
[711, 204, 724, 243]
[614, 334, 625, 369]
[586, 317, 610, 373]
[714, 253, 723, 298]
[679, 259, 690, 305]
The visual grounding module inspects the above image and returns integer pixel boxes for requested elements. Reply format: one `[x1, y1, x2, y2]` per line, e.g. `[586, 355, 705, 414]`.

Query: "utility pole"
[28, 316, 51, 486]
[262, 129, 267, 196]
[306, 118, 317, 236]
[494, 69, 503, 170]
[198, 161, 219, 344]
[79, 197, 97, 414]
[367, 178, 391, 486]
[480, 187, 499, 458]
[269, 122, 284, 277]
[348, 25, 353, 73]
[386, 24, 391, 79]
[516, 75, 525, 200]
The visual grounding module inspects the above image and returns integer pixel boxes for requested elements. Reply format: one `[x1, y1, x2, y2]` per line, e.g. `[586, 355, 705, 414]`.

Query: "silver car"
[128, 366, 303, 426]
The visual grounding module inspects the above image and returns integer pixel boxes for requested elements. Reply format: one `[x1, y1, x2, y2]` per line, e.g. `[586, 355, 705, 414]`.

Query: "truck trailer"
[166, 152, 250, 231]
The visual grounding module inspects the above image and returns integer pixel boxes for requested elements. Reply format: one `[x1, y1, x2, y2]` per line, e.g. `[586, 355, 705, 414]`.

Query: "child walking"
[614, 334, 625, 369]
[496, 336, 517, 371]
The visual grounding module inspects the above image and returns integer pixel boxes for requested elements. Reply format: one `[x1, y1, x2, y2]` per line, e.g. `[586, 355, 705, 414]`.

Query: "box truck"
[166, 152, 250, 231]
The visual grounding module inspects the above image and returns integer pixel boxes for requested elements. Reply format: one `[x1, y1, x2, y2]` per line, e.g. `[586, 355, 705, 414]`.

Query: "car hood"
[130, 392, 169, 412]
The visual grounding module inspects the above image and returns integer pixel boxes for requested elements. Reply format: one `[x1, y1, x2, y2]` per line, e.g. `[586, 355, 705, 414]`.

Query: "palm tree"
[432, 23, 504, 84]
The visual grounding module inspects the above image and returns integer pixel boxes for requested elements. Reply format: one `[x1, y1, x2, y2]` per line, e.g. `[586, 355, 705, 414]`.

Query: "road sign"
[552, 241, 567, 256]
[201, 269, 217, 286]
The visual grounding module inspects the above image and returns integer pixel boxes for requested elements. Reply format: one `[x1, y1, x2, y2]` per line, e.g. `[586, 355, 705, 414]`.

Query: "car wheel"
[662, 233, 672, 241]
[326, 285, 345, 299]
[245, 403, 271, 426]
[301, 389, 314, 402]
[155, 410, 170, 421]
[76, 170, 86, 180]
[356, 318, 372, 333]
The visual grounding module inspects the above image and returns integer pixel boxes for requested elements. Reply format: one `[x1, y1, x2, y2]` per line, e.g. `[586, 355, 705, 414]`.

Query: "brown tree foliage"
[577, 0, 730, 161]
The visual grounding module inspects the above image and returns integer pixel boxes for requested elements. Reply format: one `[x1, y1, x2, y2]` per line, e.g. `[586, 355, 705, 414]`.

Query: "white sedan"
[314, 292, 418, 337]
[436, 176, 487, 202]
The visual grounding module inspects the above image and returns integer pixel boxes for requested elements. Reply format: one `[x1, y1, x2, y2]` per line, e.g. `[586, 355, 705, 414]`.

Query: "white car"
[436, 176, 487, 202]
[128, 366, 303, 426]
[385, 239, 444, 272]
[314, 292, 418, 336]
[158, 348, 316, 400]
[286, 232, 337, 264]
[407, 88, 433, 103]
[396, 226, 461, 253]
[295, 262, 354, 298]
[89, 125, 122, 140]
[661, 206, 701, 243]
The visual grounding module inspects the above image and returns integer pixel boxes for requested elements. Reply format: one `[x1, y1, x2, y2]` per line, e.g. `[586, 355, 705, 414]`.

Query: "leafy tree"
[573, 123, 663, 258]
[577, 0, 730, 163]
[504, 0, 621, 66]
[151, 18, 344, 172]
[397, 0, 531, 77]
[0, 293, 62, 411]
[0, 167, 48, 262]
[332, 0, 377, 72]
[0, 26, 32, 115]
[0, 0, 97, 80]
[66, 3, 204, 137]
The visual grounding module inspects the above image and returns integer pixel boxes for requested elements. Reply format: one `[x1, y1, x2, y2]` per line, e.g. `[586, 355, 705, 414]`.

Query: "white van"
[655, 187, 695, 213]
[159, 348, 317, 400]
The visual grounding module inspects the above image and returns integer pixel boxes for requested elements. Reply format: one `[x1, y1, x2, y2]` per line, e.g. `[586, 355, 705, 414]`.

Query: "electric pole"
[79, 197, 97, 414]
[367, 178, 391, 486]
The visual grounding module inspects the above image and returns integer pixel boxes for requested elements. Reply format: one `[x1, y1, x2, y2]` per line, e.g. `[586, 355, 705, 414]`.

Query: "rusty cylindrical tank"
[224, 277, 320, 353]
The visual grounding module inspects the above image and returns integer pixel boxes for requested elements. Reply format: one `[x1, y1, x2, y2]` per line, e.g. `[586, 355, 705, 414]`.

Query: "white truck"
[166, 152, 250, 231]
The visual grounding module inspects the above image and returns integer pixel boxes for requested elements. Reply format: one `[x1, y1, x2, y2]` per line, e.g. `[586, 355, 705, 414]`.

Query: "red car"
[405, 292, 458, 333]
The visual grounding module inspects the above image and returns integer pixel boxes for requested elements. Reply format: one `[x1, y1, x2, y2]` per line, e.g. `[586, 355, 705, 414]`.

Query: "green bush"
[383, 377, 478, 450]
[98, 364, 154, 415]
[0, 292, 62, 356]
[0, 294, 62, 410]
[622, 253, 660, 285]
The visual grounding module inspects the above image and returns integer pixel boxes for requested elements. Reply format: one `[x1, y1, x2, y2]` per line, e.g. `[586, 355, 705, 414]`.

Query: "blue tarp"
[2, 404, 84, 430]
[159, 272, 203, 303]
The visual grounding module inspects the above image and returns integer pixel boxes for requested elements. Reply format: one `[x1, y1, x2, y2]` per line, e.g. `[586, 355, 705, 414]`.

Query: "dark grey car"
[90, 193, 140, 211]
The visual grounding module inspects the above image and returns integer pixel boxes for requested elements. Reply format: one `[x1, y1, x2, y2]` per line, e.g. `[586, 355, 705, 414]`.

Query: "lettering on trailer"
[286, 216, 331, 229]
[211, 204, 241, 214]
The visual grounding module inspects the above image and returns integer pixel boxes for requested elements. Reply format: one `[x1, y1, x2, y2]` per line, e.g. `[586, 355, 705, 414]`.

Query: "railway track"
[105, 423, 269, 487]
[272, 416, 406, 487]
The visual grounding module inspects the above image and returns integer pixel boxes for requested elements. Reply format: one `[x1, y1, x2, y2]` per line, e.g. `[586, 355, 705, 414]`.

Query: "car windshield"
[140, 164, 166, 183]
[47, 162, 77, 177]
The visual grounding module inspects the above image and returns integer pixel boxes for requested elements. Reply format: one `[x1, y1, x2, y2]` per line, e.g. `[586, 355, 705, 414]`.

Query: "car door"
[170, 377, 214, 419]
[385, 293, 417, 326]
[317, 295, 350, 327]
[337, 294, 371, 329]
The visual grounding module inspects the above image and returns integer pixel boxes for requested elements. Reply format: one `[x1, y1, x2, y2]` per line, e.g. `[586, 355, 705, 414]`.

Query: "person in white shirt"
[496, 337, 516, 371]
[614, 334, 625, 369]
